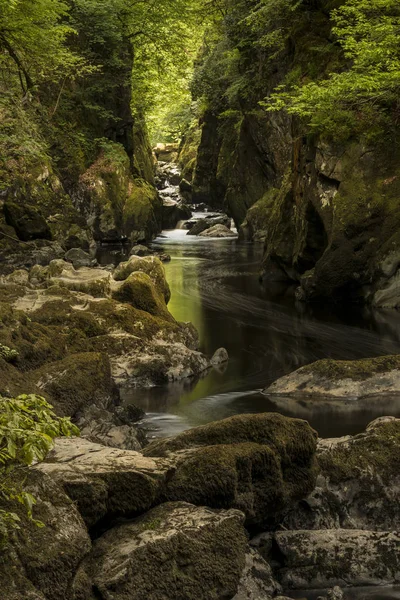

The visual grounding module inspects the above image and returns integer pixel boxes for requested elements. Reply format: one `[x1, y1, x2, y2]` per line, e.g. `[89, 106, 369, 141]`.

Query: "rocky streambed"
[0, 161, 399, 600]
[1, 410, 399, 600]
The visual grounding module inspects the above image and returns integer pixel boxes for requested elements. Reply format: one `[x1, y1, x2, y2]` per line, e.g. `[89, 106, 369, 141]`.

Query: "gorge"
[0, 1, 400, 599]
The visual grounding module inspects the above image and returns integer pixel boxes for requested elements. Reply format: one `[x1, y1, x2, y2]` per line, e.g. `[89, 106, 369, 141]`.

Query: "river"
[111, 227, 400, 441]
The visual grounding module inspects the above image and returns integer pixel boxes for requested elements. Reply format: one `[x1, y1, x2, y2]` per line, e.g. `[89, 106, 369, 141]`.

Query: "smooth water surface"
[116, 231, 400, 439]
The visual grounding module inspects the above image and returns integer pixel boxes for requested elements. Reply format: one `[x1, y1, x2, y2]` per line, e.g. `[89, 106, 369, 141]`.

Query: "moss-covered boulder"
[38, 437, 170, 528]
[282, 417, 400, 532]
[199, 224, 237, 238]
[264, 355, 400, 399]
[0, 470, 91, 600]
[111, 272, 172, 320]
[113, 255, 171, 303]
[270, 529, 400, 590]
[122, 178, 162, 243]
[32, 352, 118, 418]
[76, 145, 161, 244]
[144, 413, 318, 526]
[73, 502, 247, 600]
[4, 202, 51, 242]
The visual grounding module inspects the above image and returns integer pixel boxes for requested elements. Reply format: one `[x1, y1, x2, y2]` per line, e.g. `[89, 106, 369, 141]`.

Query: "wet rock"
[129, 244, 152, 257]
[264, 355, 400, 399]
[37, 437, 171, 528]
[199, 224, 237, 238]
[77, 404, 146, 451]
[211, 347, 229, 366]
[187, 216, 231, 236]
[0, 469, 90, 600]
[4, 202, 52, 241]
[113, 255, 171, 303]
[283, 417, 400, 532]
[73, 502, 247, 600]
[162, 199, 192, 229]
[272, 529, 400, 589]
[64, 248, 93, 268]
[144, 413, 318, 527]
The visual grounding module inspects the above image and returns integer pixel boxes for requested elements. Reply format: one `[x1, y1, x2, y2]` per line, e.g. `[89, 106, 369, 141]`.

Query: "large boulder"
[264, 355, 400, 399]
[0, 469, 90, 600]
[113, 255, 171, 303]
[144, 413, 318, 526]
[111, 271, 173, 320]
[64, 248, 93, 269]
[199, 224, 237, 238]
[3, 202, 52, 242]
[32, 352, 118, 418]
[270, 529, 400, 590]
[73, 502, 248, 600]
[187, 216, 231, 236]
[283, 417, 400, 532]
[38, 437, 171, 528]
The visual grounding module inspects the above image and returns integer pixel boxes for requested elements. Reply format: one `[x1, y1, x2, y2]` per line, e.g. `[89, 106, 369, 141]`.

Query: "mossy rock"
[75, 502, 247, 600]
[113, 255, 171, 303]
[318, 417, 400, 486]
[32, 352, 118, 418]
[265, 355, 400, 399]
[145, 413, 318, 526]
[123, 178, 162, 243]
[3, 202, 51, 242]
[112, 272, 173, 321]
[145, 412, 317, 460]
[0, 469, 90, 600]
[48, 261, 112, 298]
[0, 299, 66, 371]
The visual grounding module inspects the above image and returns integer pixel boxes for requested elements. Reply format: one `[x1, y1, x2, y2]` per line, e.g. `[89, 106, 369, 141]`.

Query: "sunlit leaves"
[265, 0, 400, 138]
[0, 394, 79, 542]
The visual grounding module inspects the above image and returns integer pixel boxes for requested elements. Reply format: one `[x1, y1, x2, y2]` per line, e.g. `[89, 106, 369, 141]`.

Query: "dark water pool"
[100, 231, 400, 439]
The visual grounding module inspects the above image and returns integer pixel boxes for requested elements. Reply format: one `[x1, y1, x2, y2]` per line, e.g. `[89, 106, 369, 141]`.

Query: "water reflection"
[117, 234, 400, 439]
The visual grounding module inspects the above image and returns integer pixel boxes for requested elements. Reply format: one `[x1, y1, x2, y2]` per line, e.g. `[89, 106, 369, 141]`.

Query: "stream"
[108, 224, 400, 441]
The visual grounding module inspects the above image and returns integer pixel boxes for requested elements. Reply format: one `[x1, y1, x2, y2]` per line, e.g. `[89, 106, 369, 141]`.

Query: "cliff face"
[188, 1, 400, 305]
[0, 18, 160, 271]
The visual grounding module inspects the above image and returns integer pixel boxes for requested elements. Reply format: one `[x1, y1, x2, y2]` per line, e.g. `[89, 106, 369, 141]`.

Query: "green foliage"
[0, 0, 89, 95]
[0, 394, 79, 542]
[266, 0, 400, 139]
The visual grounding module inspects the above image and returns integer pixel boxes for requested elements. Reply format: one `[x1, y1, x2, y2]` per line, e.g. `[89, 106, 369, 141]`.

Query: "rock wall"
[188, 3, 400, 306]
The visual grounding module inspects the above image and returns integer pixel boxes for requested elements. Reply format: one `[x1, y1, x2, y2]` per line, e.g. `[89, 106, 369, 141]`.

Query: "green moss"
[165, 443, 284, 523]
[112, 272, 173, 321]
[123, 178, 162, 242]
[145, 413, 318, 526]
[301, 355, 400, 382]
[32, 352, 117, 418]
[113, 255, 171, 303]
[319, 419, 400, 485]
[145, 412, 317, 463]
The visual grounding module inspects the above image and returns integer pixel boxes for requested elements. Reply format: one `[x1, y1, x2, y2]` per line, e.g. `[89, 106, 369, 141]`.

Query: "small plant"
[0, 394, 79, 543]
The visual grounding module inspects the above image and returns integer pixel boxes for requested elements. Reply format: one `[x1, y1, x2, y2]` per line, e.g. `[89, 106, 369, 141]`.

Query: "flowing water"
[106, 226, 400, 440]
